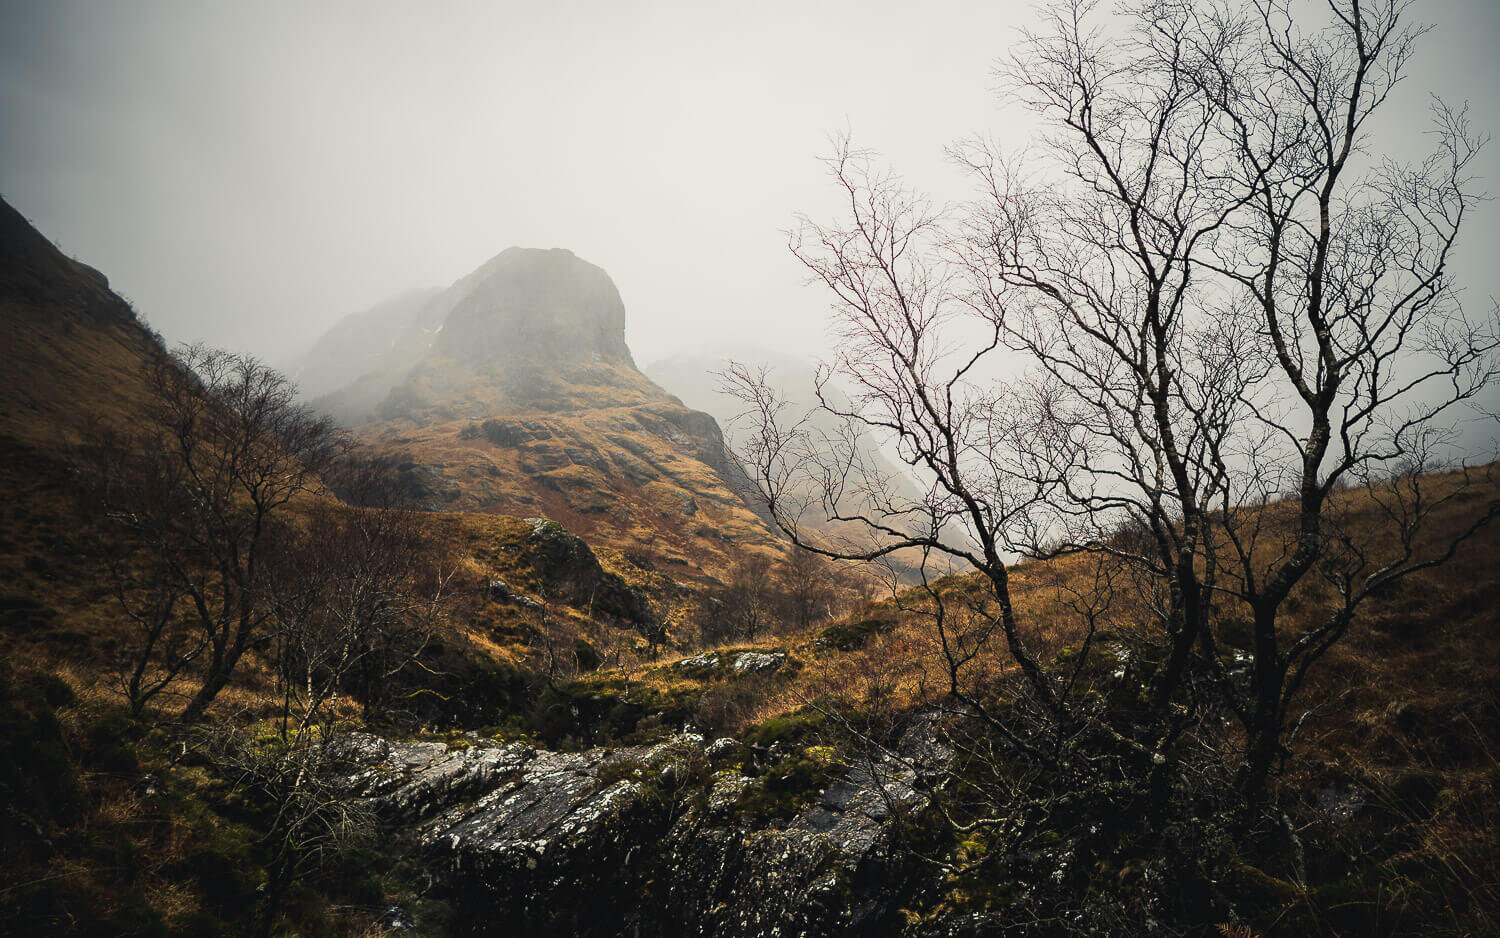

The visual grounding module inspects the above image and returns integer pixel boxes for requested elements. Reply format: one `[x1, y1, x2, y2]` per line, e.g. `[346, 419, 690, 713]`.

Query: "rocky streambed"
[344, 715, 952, 937]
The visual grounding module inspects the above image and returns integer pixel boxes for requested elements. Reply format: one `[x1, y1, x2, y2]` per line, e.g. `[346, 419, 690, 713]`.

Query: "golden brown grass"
[353, 358, 785, 584]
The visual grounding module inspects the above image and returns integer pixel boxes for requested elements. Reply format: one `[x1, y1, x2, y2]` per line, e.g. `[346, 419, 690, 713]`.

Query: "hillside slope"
[288, 286, 442, 399]
[2, 192, 1496, 933]
[0, 196, 165, 445]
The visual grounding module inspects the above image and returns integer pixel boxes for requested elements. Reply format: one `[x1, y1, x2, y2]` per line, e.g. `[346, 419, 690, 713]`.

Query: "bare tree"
[701, 553, 779, 644]
[965, 0, 1500, 801]
[77, 345, 344, 721]
[191, 478, 448, 936]
[729, 0, 1499, 818]
[776, 544, 838, 630]
[264, 501, 451, 732]
[102, 537, 204, 717]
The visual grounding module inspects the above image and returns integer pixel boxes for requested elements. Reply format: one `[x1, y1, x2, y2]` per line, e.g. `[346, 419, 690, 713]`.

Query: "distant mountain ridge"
[290, 287, 440, 399]
[297, 248, 783, 581]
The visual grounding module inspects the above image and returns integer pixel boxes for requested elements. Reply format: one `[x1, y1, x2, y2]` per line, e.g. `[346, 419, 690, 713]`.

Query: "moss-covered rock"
[525, 517, 655, 627]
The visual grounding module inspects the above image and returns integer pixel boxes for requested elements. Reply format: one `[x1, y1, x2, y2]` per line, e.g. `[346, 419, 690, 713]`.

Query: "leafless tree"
[76, 345, 345, 721]
[775, 544, 840, 630]
[264, 501, 451, 732]
[700, 553, 779, 644]
[968, 0, 1500, 801]
[728, 0, 1499, 819]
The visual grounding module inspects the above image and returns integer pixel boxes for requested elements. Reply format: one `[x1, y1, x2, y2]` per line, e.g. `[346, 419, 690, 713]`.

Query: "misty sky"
[2, 0, 1498, 374]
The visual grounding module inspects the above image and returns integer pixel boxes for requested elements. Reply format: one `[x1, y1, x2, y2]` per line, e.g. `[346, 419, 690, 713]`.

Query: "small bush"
[735, 748, 842, 824]
[575, 638, 603, 672]
[742, 707, 827, 749]
[818, 616, 894, 651]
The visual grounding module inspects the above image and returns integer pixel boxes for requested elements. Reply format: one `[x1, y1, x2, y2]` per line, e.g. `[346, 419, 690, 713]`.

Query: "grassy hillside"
[354, 364, 783, 586]
[7, 451, 1495, 935]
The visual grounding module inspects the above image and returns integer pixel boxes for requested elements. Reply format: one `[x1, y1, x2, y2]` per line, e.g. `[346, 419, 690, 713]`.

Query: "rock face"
[347, 716, 950, 937]
[522, 517, 654, 626]
[673, 650, 787, 676]
[436, 248, 634, 369]
[308, 247, 647, 426]
[644, 351, 953, 584]
[290, 287, 442, 399]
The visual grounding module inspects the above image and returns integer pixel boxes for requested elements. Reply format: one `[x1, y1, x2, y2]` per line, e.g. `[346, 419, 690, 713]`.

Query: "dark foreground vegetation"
[4, 448, 1499, 937]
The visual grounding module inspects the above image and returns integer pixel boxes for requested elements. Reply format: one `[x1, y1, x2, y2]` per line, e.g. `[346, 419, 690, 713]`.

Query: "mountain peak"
[438, 246, 634, 369]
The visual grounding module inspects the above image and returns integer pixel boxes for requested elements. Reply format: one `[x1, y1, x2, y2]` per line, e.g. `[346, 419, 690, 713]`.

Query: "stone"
[379, 906, 415, 931]
[705, 737, 737, 758]
[730, 651, 786, 675]
[675, 653, 720, 672]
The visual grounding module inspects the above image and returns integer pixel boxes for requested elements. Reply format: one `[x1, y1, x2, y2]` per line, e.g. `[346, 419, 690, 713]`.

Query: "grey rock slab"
[730, 651, 786, 674]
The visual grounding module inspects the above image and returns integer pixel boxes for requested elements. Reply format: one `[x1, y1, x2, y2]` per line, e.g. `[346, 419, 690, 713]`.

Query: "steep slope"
[305, 249, 782, 581]
[0, 196, 165, 445]
[0, 205, 705, 721]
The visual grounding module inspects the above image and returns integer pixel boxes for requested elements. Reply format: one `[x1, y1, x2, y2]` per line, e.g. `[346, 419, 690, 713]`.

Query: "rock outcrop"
[345, 715, 951, 936]
[645, 350, 956, 583]
[436, 247, 634, 369]
[522, 517, 654, 627]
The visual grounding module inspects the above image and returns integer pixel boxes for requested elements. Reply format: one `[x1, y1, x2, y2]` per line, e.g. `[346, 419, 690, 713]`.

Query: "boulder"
[731, 651, 786, 675]
[524, 518, 654, 626]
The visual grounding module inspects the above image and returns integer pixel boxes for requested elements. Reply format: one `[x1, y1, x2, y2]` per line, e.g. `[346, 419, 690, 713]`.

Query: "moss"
[180, 844, 260, 917]
[0, 667, 82, 848]
[741, 707, 828, 749]
[25, 669, 76, 709]
[734, 748, 842, 824]
[1223, 857, 1303, 915]
[575, 638, 603, 672]
[81, 711, 142, 775]
[530, 671, 714, 747]
[375, 637, 533, 729]
[597, 756, 647, 787]
[311, 844, 389, 906]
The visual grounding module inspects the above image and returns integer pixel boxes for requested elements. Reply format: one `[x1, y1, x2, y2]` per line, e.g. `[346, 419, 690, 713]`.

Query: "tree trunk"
[1240, 606, 1284, 810]
[179, 659, 234, 723]
[258, 860, 293, 938]
[1152, 557, 1205, 708]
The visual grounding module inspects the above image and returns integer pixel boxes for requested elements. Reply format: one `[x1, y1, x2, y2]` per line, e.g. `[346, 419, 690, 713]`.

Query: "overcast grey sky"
[2, 0, 1497, 371]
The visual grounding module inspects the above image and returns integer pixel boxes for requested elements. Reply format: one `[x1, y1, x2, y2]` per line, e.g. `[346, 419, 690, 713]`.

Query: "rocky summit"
[435, 247, 635, 369]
